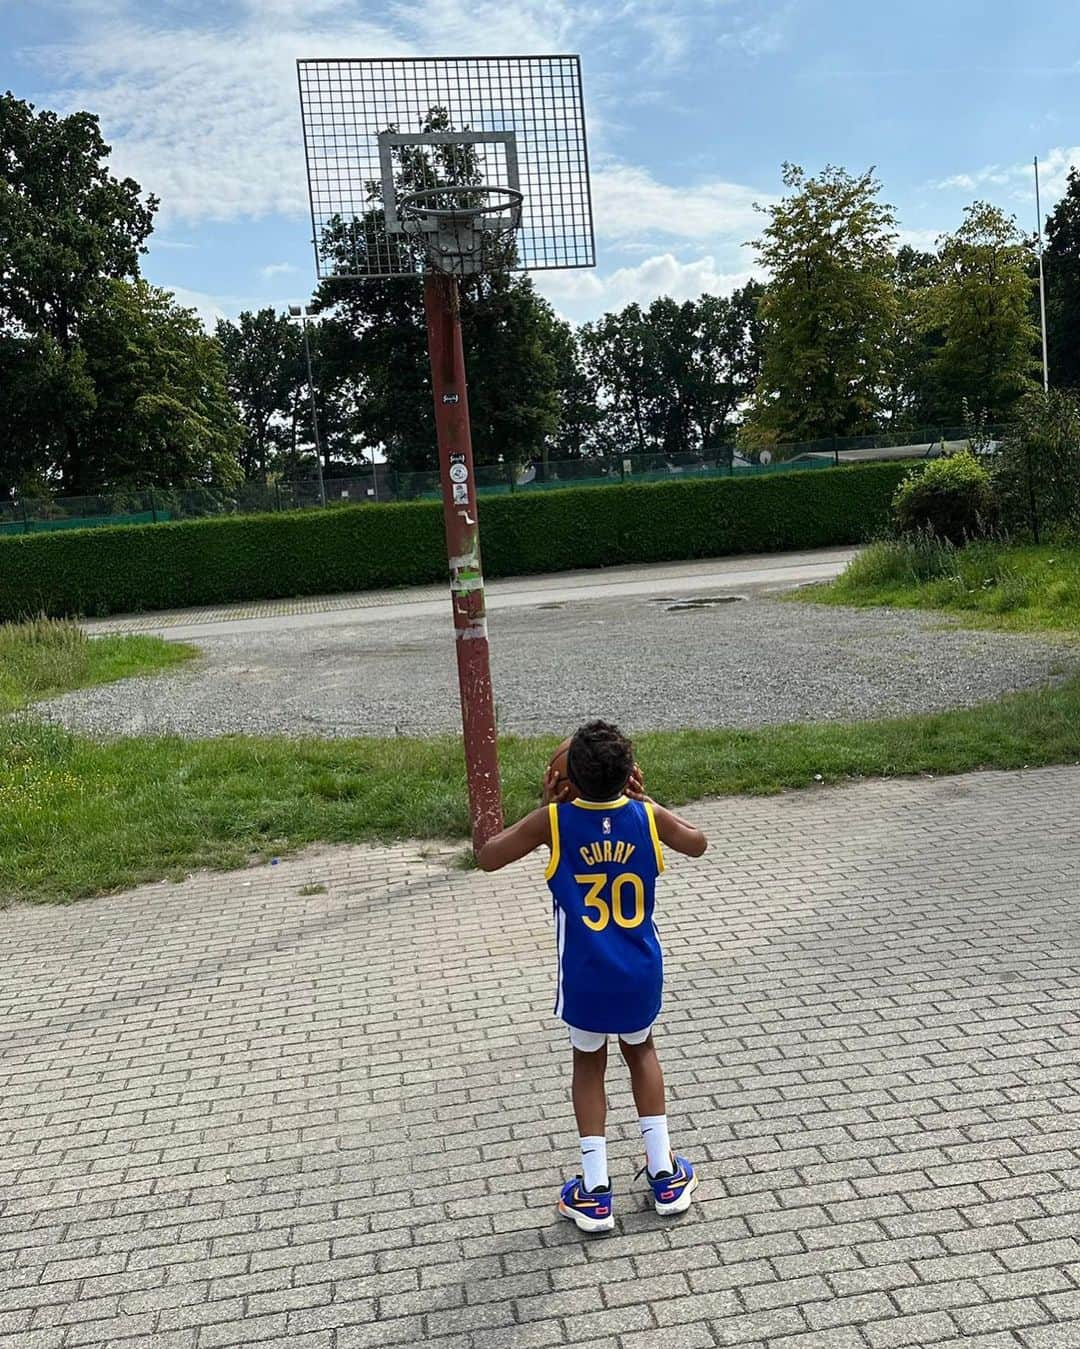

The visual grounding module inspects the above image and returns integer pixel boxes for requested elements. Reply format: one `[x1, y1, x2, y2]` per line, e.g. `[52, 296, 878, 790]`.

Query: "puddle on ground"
[666, 595, 747, 612]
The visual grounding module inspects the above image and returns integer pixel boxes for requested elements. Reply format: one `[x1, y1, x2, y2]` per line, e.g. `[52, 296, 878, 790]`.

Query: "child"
[476, 719, 708, 1233]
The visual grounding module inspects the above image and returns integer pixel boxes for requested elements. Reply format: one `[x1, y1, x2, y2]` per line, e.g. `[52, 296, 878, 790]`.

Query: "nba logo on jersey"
[602, 816, 612, 835]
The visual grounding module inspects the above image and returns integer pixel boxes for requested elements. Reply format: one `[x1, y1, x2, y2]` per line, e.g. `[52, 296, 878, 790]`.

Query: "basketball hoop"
[398, 185, 523, 278]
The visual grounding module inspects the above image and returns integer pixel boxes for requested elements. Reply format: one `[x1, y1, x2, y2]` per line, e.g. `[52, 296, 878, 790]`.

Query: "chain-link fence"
[0, 426, 1002, 535]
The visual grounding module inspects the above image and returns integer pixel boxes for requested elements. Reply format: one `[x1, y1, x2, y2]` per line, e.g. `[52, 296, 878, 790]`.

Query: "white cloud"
[896, 227, 943, 252]
[535, 252, 758, 319]
[27, 0, 776, 235]
[720, 0, 798, 57]
[164, 285, 237, 329]
[592, 161, 768, 242]
[260, 262, 298, 279]
[932, 146, 1080, 205]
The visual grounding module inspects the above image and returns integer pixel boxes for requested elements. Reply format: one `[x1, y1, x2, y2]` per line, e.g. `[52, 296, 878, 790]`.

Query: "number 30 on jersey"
[574, 872, 646, 931]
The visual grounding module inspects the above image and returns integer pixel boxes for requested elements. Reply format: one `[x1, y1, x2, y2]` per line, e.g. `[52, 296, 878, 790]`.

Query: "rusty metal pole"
[423, 272, 504, 849]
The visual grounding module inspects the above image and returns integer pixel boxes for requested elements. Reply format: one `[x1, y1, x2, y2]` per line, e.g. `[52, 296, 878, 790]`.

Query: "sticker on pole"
[442, 393, 460, 405]
[449, 463, 469, 484]
[452, 482, 470, 505]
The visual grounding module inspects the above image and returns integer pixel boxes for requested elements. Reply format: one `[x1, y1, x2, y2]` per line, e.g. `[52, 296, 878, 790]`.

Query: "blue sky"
[3, 0, 1079, 327]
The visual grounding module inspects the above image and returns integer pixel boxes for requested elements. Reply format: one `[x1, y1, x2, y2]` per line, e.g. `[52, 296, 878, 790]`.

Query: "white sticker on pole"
[449, 463, 468, 484]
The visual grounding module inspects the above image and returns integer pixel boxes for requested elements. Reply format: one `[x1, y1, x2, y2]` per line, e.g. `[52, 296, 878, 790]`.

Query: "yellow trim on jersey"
[544, 802, 561, 880]
[644, 801, 666, 874]
[570, 795, 629, 811]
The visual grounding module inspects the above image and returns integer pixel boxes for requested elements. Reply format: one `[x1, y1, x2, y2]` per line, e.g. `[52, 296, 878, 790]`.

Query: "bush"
[0, 460, 912, 621]
[892, 451, 995, 543]
[994, 390, 1080, 540]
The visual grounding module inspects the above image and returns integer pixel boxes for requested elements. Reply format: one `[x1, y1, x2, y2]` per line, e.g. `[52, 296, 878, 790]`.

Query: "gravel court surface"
[2, 767, 1080, 1347]
[39, 594, 1080, 739]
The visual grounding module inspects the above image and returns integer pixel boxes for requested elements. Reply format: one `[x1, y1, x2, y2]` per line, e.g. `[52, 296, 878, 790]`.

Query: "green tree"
[578, 305, 655, 457]
[886, 245, 942, 428]
[921, 202, 1039, 424]
[77, 280, 242, 490]
[0, 92, 157, 492]
[647, 284, 764, 454]
[1044, 167, 1080, 391]
[746, 163, 898, 444]
[994, 388, 1080, 538]
[215, 309, 305, 480]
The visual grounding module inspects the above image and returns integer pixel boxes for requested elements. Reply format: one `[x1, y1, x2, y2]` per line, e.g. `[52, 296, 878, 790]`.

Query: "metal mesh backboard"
[297, 56, 595, 280]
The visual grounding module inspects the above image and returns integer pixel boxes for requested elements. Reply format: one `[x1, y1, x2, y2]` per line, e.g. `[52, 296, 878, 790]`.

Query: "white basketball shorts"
[567, 1023, 654, 1053]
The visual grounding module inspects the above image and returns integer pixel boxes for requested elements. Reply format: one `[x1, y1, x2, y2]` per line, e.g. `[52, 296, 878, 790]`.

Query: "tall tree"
[215, 309, 304, 480]
[1044, 166, 1080, 391]
[921, 202, 1039, 424]
[578, 305, 655, 457]
[77, 280, 242, 490]
[746, 163, 898, 443]
[0, 92, 157, 492]
[887, 245, 943, 428]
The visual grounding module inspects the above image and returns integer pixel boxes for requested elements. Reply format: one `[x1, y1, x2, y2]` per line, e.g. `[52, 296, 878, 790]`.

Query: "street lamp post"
[288, 304, 328, 507]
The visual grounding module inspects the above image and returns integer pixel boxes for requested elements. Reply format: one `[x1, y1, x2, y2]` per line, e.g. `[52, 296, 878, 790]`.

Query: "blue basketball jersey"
[545, 795, 665, 1034]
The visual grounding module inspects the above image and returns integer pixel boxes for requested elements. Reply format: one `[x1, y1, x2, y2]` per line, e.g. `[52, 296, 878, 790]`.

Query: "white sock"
[639, 1115, 673, 1177]
[580, 1135, 608, 1191]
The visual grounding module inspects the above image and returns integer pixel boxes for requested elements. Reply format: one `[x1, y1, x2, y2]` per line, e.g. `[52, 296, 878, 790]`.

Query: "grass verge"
[794, 538, 1080, 634]
[4, 675, 1080, 904]
[0, 618, 196, 713]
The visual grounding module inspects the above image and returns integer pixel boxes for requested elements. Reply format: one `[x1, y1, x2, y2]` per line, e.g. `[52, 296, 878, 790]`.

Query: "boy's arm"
[651, 802, 708, 858]
[475, 765, 570, 872]
[475, 806, 551, 872]
[625, 764, 707, 857]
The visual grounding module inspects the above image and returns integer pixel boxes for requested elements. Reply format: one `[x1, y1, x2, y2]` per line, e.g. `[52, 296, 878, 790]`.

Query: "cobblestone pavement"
[3, 767, 1080, 1349]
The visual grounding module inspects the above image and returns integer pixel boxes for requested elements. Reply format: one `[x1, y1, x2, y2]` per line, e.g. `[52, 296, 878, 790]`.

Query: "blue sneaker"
[557, 1176, 614, 1233]
[642, 1154, 698, 1215]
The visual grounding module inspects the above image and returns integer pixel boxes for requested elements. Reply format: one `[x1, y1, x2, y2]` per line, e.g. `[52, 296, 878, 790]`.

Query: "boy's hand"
[541, 765, 573, 806]
[626, 762, 646, 800]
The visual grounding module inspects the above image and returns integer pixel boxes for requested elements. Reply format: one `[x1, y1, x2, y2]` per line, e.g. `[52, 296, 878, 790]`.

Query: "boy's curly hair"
[567, 720, 634, 802]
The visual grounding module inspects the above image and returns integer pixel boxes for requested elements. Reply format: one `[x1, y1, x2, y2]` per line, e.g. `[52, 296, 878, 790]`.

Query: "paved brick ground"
[2, 766, 1080, 1348]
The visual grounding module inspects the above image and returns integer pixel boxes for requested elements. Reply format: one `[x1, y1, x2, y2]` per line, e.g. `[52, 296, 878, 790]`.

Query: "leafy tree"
[77, 280, 243, 490]
[0, 92, 157, 492]
[1043, 167, 1080, 391]
[886, 246, 942, 429]
[649, 284, 764, 453]
[215, 309, 305, 480]
[921, 202, 1039, 424]
[993, 388, 1080, 538]
[547, 323, 602, 461]
[746, 163, 899, 444]
[578, 305, 655, 457]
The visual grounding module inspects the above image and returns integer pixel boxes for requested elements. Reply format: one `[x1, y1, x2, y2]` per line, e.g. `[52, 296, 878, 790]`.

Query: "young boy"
[477, 720, 708, 1233]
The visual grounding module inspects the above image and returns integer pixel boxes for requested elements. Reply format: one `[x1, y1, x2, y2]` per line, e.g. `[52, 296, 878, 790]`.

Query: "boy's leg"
[558, 1034, 615, 1232]
[621, 1030, 697, 1213]
[619, 1034, 673, 1176]
[572, 1041, 609, 1191]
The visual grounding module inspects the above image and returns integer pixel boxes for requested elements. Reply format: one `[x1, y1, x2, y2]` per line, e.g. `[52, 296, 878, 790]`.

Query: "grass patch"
[797, 539, 1080, 634]
[5, 675, 1080, 904]
[0, 618, 196, 713]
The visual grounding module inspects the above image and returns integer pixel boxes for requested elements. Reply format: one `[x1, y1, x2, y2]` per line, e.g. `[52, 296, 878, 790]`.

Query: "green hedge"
[0, 461, 911, 621]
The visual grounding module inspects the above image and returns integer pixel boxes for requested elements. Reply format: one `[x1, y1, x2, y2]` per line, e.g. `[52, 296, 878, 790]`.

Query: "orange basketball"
[547, 738, 579, 801]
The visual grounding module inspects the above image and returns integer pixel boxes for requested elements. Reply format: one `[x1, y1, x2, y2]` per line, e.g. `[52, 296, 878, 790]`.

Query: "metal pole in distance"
[1034, 157, 1050, 394]
[423, 271, 504, 850]
[300, 315, 328, 508]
